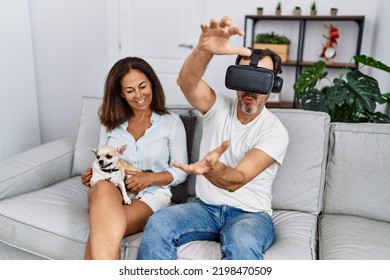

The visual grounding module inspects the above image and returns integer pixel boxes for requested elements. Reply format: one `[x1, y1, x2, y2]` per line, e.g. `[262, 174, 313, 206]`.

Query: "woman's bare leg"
[123, 199, 153, 236]
[86, 180, 127, 259]
[84, 181, 153, 260]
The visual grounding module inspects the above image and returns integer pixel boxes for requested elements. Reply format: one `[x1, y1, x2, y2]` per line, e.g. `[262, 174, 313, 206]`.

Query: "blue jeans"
[137, 198, 275, 260]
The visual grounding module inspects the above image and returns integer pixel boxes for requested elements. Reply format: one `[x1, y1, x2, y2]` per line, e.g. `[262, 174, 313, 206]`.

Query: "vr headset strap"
[250, 49, 263, 67]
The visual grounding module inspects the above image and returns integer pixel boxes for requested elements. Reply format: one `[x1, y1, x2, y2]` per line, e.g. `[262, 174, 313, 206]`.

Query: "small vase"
[330, 8, 338, 16]
[257, 8, 263, 16]
[275, 10, 281, 16]
[293, 9, 301, 16]
[310, 10, 317, 16]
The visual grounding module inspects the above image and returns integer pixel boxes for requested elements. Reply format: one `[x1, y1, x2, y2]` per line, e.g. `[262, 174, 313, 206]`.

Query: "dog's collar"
[101, 168, 119, 173]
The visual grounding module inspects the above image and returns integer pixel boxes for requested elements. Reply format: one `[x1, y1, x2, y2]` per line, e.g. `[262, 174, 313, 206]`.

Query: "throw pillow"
[171, 114, 197, 204]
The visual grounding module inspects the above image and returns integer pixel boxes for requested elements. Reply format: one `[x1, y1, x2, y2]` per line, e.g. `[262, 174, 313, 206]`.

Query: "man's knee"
[221, 214, 275, 259]
[144, 208, 174, 234]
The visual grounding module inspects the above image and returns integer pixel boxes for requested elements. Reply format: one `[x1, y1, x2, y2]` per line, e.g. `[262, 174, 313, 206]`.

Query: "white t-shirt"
[196, 92, 289, 214]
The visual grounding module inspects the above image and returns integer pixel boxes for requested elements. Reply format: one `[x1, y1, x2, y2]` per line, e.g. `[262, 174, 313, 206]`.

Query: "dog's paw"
[123, 198, 132, 205]
[136, 190, 145, 200]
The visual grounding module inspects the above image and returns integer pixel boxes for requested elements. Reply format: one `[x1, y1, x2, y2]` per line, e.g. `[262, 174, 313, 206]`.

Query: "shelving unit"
[243, 15, 365, 108]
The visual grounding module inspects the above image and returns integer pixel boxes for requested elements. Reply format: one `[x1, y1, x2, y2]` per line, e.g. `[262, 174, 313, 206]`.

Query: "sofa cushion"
[171, 115, 197, 204]
[72, 96, 102, 176]
[324, 123, 390, 222]
[166, 108, 202, 197]
[319, 214, 390, 259]
[270, 109, 330, 215]
[0, 136, 75, 201]
[0, 177, 89, 259]
[124, 209, 318, 260]
[0, 242, 47, 260]
[264, 210, 318, 259]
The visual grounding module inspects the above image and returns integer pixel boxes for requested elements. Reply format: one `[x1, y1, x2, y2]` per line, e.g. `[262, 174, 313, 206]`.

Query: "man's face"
[237, 56, 274, 115]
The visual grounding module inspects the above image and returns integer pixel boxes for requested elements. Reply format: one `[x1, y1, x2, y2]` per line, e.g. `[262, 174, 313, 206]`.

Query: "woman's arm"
[124, 170, 173, 193]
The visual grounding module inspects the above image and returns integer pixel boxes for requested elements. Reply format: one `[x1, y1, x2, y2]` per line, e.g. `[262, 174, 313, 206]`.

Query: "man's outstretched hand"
[197, 16, 252, 57]
[171, 140, 230, 175]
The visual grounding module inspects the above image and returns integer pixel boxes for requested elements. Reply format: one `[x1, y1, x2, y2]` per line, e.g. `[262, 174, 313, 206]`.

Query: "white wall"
[371, 0, 390, 114]
[0, 0, 41, 160]
[29, 0, 110, 144]
[2, 0, 390, 160]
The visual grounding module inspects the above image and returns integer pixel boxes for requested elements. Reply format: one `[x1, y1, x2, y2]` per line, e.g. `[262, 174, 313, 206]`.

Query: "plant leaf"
[380, 92, 390, 104]
[293, 61, 327, 98]
[346, 71, 381, 114]
[301, 87, 345, 113]
[301, 88, 328, 112]
[354, 55, 390, 73]
[371, 112, 390, 123]
[326, 80, 348, 109]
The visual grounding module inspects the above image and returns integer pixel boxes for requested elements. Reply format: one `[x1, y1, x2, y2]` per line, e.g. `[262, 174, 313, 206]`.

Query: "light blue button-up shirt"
[99, 112, 188, 190]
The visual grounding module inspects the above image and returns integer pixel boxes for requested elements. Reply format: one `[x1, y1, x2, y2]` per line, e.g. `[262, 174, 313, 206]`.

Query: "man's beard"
[239, 93, 261, 115]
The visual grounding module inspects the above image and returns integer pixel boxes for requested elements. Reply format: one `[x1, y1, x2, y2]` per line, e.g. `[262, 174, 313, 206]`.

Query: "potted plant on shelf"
[275, 2, 281, 16]
[293, 55, 390, 123]
[257, 7, 264, 16]
[310, 1, 317, 16]
[330, 8, 338, 16]
[293, 6, 301, 16]
[254, 32, 291, 62]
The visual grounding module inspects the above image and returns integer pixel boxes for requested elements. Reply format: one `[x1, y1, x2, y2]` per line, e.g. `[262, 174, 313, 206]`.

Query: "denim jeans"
[137, 198, 275, 260]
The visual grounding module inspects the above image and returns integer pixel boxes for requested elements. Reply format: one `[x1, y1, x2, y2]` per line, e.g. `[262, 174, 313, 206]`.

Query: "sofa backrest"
[323, 122, 390, 223]
[270, 109, 330, 215]
[72, 96, 102, 176]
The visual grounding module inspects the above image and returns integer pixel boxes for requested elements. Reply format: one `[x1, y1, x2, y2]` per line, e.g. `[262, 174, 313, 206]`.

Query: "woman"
[81, 57, 188, 259]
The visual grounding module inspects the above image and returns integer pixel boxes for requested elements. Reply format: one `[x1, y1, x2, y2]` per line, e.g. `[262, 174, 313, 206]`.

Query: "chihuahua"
[90, 144, 144, 205]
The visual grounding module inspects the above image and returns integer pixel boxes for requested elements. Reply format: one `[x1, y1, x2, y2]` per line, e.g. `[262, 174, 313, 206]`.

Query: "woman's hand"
[124, 170, 151, 193]
[81, 167, 92, 187]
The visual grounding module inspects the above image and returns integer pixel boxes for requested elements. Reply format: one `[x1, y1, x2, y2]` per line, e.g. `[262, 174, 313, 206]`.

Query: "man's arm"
[206, 148, 275, 192]
[176, 16, 251, 114]
[176, 47, 215, 115]
[171, 141, 276, 192]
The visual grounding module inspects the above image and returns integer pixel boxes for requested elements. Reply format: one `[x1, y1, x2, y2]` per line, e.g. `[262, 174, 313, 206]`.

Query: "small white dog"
[90, 144, 144, 205]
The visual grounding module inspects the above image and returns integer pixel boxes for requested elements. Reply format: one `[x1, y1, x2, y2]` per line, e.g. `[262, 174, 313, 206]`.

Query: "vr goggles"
[225, 49, 283, 94]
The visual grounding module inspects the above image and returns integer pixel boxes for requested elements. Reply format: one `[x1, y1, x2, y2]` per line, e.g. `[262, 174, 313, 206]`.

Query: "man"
[138, 16, 289, 260]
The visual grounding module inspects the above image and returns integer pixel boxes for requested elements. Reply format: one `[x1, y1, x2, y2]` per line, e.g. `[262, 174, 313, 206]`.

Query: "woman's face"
[121, 69, 153, 112]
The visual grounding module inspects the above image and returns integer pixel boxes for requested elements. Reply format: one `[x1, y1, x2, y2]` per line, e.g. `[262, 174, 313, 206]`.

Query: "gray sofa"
[0, 96, 389, 260]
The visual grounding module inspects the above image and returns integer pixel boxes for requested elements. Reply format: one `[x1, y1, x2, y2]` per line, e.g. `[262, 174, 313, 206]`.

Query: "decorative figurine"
[320, 24, 339, 61]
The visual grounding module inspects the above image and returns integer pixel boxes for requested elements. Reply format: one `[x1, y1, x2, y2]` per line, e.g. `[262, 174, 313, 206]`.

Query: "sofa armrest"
[0, 136, 76, 201]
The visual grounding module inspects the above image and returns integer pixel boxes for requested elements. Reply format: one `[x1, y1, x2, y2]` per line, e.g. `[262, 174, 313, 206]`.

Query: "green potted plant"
[330, 7, 338, 16]
[310, 1, 317, 16]
[254, 32, 291, 62]
[257, 7, 264, 16]
[275, 2, 282, 16]
[293, 6, 301, 16]
[293, 55, 390, 123]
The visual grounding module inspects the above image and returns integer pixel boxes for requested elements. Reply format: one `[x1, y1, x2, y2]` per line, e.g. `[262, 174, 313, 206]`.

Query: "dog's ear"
[117, 144, 127, 155]
[89, 148, 98, 156]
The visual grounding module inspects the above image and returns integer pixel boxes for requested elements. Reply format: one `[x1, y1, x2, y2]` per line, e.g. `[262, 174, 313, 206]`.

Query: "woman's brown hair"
[99, 57, 169, 131]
